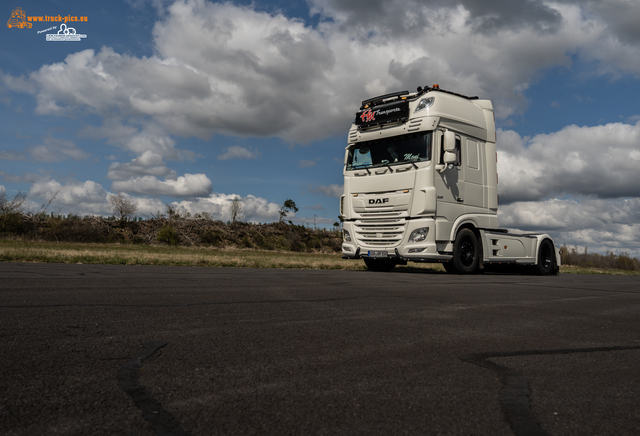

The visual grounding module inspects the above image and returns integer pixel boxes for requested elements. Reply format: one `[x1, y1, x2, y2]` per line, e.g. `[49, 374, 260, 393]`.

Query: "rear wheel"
[363, 258, 397, 272]
[534, 239, 556, 276]
[452, 229, 480, 274]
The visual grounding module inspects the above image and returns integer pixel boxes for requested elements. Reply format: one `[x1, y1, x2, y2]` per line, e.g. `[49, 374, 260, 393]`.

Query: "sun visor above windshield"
[355, 100, 409, 128]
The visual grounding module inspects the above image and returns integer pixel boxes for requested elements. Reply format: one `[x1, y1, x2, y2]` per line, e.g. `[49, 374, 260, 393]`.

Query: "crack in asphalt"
[117, 342, 190, 436]
[460, 345, 640, 436]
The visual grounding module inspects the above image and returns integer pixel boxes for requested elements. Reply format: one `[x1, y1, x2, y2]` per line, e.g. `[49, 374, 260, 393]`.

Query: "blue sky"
[2, 0, 640, 255]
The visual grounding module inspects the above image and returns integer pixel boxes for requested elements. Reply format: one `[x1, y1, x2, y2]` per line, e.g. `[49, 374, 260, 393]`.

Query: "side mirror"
[443, 131, 456, 153]
[443, 151, 457, 165]
[441, 131, 457, 169]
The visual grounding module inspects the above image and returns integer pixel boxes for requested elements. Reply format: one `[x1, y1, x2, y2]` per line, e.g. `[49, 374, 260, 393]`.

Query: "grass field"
[1, 240, 639, 275]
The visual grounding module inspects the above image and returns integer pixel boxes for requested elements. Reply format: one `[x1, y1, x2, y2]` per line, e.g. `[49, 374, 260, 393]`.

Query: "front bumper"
[341, 219, 451, 262]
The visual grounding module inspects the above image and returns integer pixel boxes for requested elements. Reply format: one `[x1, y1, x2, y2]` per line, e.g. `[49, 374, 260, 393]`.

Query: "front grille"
[354, 218, 406, 247]
[359, 210, 404, 218]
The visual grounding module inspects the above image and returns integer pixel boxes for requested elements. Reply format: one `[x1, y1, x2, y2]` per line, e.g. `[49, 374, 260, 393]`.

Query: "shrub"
[157, 225, 179, 245]
[201, 230, 223, 246]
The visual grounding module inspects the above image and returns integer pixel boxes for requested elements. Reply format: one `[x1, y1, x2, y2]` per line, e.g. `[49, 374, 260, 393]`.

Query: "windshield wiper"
[352, 165, 372, 174]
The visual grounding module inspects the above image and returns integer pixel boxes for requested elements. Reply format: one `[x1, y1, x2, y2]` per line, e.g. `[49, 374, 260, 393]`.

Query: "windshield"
[347, 132, 432, 170]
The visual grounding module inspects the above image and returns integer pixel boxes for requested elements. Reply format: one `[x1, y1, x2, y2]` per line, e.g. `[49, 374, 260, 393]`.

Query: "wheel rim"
[541, 245, 552, 269]
[459, 240, 475, 267]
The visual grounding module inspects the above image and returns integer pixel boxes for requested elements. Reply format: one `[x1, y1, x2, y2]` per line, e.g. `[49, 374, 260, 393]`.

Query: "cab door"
[434, 130, 465, 240]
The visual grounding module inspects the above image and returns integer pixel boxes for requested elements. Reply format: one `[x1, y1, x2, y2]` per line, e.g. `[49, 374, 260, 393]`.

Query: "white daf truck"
[340, 84, 560, 275]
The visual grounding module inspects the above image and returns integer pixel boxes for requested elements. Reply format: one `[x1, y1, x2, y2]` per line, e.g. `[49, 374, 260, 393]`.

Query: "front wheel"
[452, 229, 480, 274]
[363, 258, 397, 272]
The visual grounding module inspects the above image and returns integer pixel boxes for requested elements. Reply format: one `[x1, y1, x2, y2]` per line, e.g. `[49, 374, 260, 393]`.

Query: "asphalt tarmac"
[1, 263, 639, 435]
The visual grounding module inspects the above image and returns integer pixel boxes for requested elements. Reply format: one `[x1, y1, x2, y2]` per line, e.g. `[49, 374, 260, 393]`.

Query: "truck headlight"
[408, 227, 428, 243]
[343, 229, 351, 242]
[414, 97, 434, 113]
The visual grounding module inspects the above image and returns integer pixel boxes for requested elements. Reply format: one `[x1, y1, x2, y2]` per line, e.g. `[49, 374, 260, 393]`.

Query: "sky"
[2, 0, 640, 256]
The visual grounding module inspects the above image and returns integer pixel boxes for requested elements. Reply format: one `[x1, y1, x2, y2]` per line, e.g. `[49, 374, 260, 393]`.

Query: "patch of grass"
[0, 240, 362, 270]
[559, 265, 640, 276]
[1, 240, 638, 275]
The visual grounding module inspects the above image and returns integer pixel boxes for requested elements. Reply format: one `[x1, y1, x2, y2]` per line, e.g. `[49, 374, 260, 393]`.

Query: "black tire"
[442, 261, 458, 274]
[363, 258, 397, 272]
[452, 228, 479, 274]
[534, 239, 556, 276]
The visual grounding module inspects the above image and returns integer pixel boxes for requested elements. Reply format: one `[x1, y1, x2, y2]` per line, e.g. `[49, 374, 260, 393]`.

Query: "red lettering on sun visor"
[360, 109, 375, 123]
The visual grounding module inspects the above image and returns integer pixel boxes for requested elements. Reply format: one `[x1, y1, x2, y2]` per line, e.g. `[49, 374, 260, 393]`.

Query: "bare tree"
[230, 196, 244, 223]
[166, 203, 179, 220]
[108, 192, 137, 221]
[0, 191, 27, 215]
[40, 188, 60, 215]
[279, 199, 298, 223]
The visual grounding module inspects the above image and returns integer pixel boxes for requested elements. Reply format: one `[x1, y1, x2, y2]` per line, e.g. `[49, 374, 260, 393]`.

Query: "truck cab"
[341, 85, 560, 275]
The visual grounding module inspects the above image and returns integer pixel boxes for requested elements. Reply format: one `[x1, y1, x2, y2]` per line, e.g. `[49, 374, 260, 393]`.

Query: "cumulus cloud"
[499, 197, 640, 257]
[111, 173, 213, 197]
[28, 136, 90, 162]
[107, 151, 177, 180]
[217, 145, 261, 160]
[171, 193, 281, 223]
[28, 178, 110, 215]
[83, 121, 194, 162]
[22, 175, 280, 222]
[497, 120, 640, 203]
[6, 0, 640, 146]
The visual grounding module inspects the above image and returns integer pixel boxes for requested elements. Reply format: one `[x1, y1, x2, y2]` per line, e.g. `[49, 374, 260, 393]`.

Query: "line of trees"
[559, 245, 640, 271]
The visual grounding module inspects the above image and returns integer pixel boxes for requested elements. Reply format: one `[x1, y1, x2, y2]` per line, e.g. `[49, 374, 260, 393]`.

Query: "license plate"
[367, 250, 388, 258]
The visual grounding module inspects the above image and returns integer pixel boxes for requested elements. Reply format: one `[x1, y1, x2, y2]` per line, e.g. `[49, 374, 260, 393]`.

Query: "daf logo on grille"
[369, 198, 390, 205]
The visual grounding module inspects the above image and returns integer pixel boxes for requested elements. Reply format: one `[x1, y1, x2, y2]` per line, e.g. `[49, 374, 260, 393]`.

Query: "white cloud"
[107, 151, 177, 180]
[171, 193, 281, 223]
[499, 197, 640, 257]
[111, 173, 213, 197]
[83, 121, 194, 162]
[497, 120, 640, 203]
[28, 136, 90, 162]
[22, 175, 278, 222]
[217, 145, 261, 160]
[7, 0, 640, 145]
[28, 178, 110, 215]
